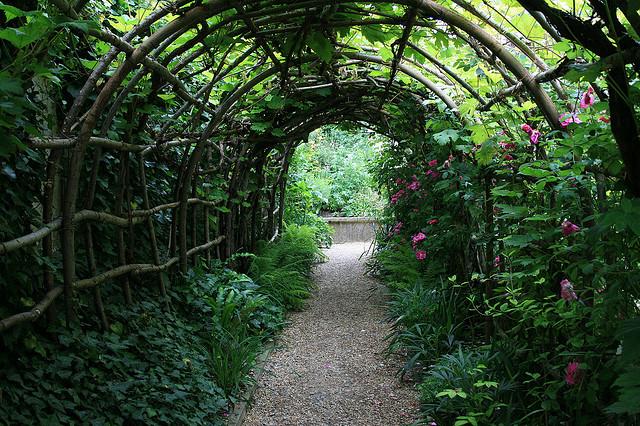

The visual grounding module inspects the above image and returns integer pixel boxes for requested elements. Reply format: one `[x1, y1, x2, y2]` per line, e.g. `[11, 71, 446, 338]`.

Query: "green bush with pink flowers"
[370, 104, 640, 424]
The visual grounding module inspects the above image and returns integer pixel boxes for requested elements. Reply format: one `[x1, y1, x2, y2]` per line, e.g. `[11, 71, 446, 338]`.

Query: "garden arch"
[2, 0, 640, 332]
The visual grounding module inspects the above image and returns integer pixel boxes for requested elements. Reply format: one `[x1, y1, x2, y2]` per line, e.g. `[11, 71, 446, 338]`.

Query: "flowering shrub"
[371, 111, 640, 424]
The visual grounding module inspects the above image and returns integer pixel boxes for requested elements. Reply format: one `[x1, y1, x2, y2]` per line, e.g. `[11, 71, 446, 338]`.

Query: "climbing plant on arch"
[0, 0, 639, 422]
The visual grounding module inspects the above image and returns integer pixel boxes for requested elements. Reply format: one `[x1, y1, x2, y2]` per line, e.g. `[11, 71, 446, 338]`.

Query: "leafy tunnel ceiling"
[2, 0, 640, 330]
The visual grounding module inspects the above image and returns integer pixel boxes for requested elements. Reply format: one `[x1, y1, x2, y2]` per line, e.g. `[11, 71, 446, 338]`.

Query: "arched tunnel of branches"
[1, 0, 640, 423]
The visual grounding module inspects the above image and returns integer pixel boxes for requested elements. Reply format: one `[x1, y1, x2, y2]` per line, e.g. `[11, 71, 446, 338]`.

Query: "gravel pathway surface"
[244, 242, 420, 426]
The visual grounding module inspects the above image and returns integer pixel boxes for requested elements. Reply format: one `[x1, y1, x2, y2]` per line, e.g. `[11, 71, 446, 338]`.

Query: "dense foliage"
[0, 226, 320, 424]
[371, 108, 640, 424]
[286, 126, 385, 219]
[2, 0, 640, 424]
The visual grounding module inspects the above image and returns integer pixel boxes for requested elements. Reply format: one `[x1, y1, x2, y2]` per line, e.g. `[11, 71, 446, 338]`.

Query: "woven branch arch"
[2, 0, 640, 331]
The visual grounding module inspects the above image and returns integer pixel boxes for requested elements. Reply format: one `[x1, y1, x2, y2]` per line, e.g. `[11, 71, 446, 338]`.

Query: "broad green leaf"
[519, 165, 549, 178]
[476, 139, 498, 166]
[433, 129, 459, 145]
[502, 234, 537, 247]
[266, 94, 285, 110]
[361, 24, 389, 44]
[0, 3, 30, 22]
[0, 73, 23, 95]
[306, 32, 333, 63]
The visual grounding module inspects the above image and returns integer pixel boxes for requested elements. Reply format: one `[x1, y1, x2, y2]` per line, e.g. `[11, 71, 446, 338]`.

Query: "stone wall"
[323, 217, 378, 243]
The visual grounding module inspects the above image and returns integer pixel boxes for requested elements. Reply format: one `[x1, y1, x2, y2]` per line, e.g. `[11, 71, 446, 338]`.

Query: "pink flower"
[598, 115, 610, 123]
[395, 178, 406, 186]
[493, 255, 501, 268]
[390, 189, 405, 204]
[529, 129, 541, 145]
[561, 220, 580, 236]
[428, 219, 439, 225]
[503, 154, 514, 161]
[407, 180, 420, 191]
[521, 123, 533, 134]
[415, 250, 427, 261]
[428, 159, 438, 167]
[559, 112, 582, 128]
[560, 279, 577, 301]
[499, 141, 516, 150]
[412, 232, 427, 245]
[565, 361, 580, 385]
[580, 86, 595, 109]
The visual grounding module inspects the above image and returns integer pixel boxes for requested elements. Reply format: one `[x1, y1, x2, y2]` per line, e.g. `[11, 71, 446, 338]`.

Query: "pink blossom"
[529, 129, 541, 145]
[493, 255, 501, 268]
[559, 112, 582, 128]
[598, 115, 610, 123]
[412, 232, 427, 245]
[395, 178, 406, 186]
[425, 170, 441, 180]
[499, 141, 516, 150]
[390, 189, 405, 204]
[561, 220, 580, 236]
[521, 123, 533, 134]
[503, 154, 514, 161]
[580, 86, 595, 109]
[565, 361, 580, 385]
[428, 159, 438, 167]
[560, 279, 577, 301]
[428, 219, 439, 225]
[407, 180, 420, 191]
[415, 250, 427, 261]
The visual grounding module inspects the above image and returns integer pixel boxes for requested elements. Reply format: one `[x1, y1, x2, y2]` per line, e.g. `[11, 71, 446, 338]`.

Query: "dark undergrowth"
[0, 225, 322, 425]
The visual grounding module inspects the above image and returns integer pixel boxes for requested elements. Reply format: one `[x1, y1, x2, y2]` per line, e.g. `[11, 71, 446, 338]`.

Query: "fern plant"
[249, 225, 323, 310]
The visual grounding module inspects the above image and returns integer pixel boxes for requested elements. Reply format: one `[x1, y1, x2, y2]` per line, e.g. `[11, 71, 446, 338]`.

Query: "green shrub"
[185, 266, 286, 397]
[249, 225, 323, 310]
[418, 347, 513, 426]
[0, 287, 229, 425]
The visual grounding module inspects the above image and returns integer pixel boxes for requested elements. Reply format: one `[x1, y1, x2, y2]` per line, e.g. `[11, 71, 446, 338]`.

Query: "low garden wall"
[323, 216, 378, 243]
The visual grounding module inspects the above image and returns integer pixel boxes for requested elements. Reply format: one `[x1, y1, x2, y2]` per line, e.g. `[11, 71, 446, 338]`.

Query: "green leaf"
[0, 14, 53, 48]
[250, 121, 270, 133]
[468, 124, 490, 144]
[266, 94, 285, 110]
[0, 3, 30, 22]
[306, 32, 333, 63]
[0, 73, 23, 95]
[502, 234, 537, 247]
[519, 165, 549, 178]
[433, 129, 459, 145]
[564, 62, 603, 82]
[491, 188, 522, 198]
[476, 139, 498, 166]
[0, 133, 26, 157]
[361, 24, 390, 43]
[57, 19, 99, 33]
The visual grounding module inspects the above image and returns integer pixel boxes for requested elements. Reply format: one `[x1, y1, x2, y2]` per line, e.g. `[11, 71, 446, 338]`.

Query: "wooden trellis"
[2, 0, 640, 333]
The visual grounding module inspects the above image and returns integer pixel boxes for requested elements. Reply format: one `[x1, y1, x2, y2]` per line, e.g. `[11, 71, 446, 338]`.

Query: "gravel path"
[244, 242, 420, 426]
